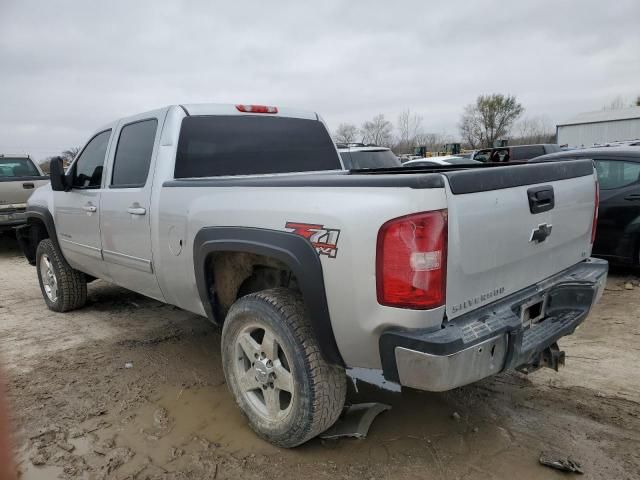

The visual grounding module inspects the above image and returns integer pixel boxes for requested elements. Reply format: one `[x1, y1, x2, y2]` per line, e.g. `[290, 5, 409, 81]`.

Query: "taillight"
[376, 210, 447, 309]
[591, 181, 599, 244]
[235, 104, 278, 114]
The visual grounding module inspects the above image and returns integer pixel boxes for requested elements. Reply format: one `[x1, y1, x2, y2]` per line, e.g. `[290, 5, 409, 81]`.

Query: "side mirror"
[49, 156, 69, 192]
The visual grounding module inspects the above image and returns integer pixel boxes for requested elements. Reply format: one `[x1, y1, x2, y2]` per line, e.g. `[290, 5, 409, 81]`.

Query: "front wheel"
[221, 288, 346, 448]
[36, 239, 87, 312]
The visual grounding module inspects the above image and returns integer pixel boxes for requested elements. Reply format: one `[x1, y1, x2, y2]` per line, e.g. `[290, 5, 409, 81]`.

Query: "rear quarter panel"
[156, 182, 447, 369]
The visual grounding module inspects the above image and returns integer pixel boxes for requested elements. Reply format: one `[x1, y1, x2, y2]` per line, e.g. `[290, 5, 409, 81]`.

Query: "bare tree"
[396, 109, 423, 153]
[361, 114, 394, 147]
[333, 123, 358, 144]
[459, 109, 484, 149]
[413, 132, 449, 153]
[38, 147, 81, 174]
[61, 147, 80, 166]
[39, 158, 52, 174]
[459, 94, 524, 148]
[511, 116, 555, 145]
[636, 95, 640, 107]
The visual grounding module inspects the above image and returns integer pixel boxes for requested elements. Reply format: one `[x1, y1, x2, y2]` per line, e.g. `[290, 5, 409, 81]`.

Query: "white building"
[556, 106, 640, 147]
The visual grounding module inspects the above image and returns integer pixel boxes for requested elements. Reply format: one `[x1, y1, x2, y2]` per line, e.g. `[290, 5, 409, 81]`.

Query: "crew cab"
[17, 104, 607, 447]
[0, 154, 48, 232]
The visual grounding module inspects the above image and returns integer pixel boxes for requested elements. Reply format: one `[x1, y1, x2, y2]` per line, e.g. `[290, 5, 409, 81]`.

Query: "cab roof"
[180, 103, 319, 121]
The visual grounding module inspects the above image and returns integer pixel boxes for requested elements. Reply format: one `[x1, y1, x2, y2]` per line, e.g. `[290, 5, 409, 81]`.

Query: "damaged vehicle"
[17, 103, 607, 447]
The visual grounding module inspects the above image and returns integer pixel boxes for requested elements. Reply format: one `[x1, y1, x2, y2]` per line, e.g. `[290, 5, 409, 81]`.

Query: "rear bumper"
[379, 258, 608, 392]
[0, 210, 27, 230]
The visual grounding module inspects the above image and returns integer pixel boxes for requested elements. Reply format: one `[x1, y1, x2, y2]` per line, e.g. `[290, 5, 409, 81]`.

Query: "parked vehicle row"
[472, 144, 561, 162]
[16, 103, 606, 447]
[402, 155, 481, 167]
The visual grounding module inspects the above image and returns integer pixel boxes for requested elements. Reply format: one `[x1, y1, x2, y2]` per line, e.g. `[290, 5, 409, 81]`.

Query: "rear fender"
[193, 226, 344, 366]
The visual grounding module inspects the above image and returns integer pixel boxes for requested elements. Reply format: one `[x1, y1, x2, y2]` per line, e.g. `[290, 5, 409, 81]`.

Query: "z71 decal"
[285, 222, 341, 258]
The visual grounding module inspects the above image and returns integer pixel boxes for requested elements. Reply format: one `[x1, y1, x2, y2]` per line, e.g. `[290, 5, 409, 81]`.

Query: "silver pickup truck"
[0, 154, 48, 232]
[17, 104, 607, 447]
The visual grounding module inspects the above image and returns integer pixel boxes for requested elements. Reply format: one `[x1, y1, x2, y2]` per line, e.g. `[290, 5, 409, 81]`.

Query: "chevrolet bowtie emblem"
[530, 223, 553, 243]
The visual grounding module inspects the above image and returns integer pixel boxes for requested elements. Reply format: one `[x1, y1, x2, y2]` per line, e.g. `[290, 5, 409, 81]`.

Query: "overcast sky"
[1, 0, 639, 161]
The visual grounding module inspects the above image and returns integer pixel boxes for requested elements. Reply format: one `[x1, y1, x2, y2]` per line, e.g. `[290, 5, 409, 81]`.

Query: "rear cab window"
[174, 116, 341, 178]
[0, 157, 40, 178]
[342, 150, 400, 170]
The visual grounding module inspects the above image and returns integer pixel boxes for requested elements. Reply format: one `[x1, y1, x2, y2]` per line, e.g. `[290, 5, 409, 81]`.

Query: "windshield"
[341, 150, 401, 169]
[0, 158, 40, 178]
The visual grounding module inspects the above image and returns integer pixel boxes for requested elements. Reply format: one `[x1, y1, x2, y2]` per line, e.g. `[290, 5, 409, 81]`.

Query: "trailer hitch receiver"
[517, 342, 565, 374]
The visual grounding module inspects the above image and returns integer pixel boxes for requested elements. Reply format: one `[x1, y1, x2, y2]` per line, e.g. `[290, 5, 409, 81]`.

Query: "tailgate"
[443, 160, 596, 319]
[0, 178, 48, 206]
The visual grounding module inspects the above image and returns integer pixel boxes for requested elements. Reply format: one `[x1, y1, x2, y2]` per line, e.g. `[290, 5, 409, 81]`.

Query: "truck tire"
[36, 239, 87, 312]
[221, 287, 346, 447]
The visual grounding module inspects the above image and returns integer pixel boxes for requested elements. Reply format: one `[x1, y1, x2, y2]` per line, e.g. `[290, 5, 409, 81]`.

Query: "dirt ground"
[0, 234, 639, 480]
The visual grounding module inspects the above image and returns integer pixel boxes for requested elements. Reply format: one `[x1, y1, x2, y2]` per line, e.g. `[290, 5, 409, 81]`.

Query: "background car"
[0, 154, 48, 233]
[337, 144, 401, 169]
[473, 144, 561, 162]
[534, 146, 640, 266]
[402, 155, 481, 167]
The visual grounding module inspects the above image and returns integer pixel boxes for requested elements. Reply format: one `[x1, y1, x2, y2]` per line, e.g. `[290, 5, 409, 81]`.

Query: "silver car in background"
[0, 154, 48, 232]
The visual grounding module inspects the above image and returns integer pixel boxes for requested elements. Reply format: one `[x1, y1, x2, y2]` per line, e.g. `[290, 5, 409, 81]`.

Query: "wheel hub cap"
[234, 324, 295, 421]
[254, 357, 272, 385]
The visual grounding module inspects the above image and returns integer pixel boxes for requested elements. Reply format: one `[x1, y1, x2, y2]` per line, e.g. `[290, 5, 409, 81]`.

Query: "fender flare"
[24, 205, 65, 257]
[193, 226, 344, 366]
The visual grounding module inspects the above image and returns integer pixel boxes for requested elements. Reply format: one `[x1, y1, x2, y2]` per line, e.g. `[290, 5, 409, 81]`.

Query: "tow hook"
[517, 342, 566, 374]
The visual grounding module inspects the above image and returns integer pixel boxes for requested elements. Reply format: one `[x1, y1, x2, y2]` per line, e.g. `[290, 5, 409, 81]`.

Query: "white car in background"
[337, 144, 401, 169]
[402, 155, 481, 167]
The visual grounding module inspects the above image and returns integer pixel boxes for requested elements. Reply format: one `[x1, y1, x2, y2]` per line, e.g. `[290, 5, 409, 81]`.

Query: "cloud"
[1, 0, 638, 159]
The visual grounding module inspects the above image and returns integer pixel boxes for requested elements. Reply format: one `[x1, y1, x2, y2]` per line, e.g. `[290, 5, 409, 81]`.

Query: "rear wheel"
[221, 288, 346, 447]
[36, 239, 87, 312]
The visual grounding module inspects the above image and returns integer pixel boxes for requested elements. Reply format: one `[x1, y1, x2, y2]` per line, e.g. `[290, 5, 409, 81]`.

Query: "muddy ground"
[0, 233, 639, 480]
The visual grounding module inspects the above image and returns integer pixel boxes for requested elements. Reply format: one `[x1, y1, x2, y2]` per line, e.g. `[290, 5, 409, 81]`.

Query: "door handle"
[624, 194, 640, 201]
[127, 206, 147, 215]
[22, 183, 35, 189]
[82, 204, 97, 213]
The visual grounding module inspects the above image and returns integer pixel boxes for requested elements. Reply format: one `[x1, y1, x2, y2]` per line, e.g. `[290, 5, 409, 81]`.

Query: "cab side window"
[72, 130, 112, 188]
[111, 119, 158, 188]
